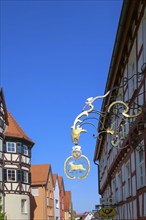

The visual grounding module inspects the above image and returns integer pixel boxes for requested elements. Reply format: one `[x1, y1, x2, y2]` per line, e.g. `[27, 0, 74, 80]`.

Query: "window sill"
[22, 212, 28, 215]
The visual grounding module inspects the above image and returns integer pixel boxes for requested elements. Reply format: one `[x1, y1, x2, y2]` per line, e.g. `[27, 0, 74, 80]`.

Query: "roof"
[52, 174, 57, 185]
[58, 176, 62, 187]
[4, 111, 34, 144]
[31, 164, 51, 186]
[75, 212, 93, 220]
[64, 191, 71, 210]
[0, 88, 8, 125]
[94, 0, 141, 161]
[58, 176, 65, 193]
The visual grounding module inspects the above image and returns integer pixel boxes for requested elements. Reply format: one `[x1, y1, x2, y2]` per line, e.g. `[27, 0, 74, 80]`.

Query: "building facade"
[3, 111, 34, 220]
[0, 88, 34, 219]
[64, 191, 72, 220]
[30, 164, 54, 220]
[53, 174, 60, 220]
[94, 0, 146, 219]
[58, 176, 65, 220]
[0, 88, 8, 218]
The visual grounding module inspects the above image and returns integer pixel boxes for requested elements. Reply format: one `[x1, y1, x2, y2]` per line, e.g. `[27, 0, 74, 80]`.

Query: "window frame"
[21, 199, 27, 214]
[125, 162, 131, 197]
[55, 199, 59, 209]
[6, 142, 16, 153]
[23, 145, 28, 156]
[138, 149, 145, 188]
[31, 187, 39, 196]
[7, 169, 16, 182]
[23, 171, 28, 184]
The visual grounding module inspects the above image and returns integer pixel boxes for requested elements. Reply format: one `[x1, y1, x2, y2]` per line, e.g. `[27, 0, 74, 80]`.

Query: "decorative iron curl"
[108, 101, 142, 118]
[70, 63, 145, 146]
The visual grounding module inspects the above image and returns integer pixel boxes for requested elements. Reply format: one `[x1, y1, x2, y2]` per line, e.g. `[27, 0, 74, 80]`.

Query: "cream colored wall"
[5, 194, 30, 220]
[46, 172, 54, 219]
[31, 173, 55, 220]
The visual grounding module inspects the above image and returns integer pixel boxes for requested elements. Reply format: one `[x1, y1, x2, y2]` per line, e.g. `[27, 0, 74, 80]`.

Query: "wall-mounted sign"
[100, 197, 115, 206]
[98, 207, 117, 219]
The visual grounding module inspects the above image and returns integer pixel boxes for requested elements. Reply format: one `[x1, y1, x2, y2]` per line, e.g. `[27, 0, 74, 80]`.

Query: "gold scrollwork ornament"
[108, 101, 142, 118]
[64, 145, 90, 180]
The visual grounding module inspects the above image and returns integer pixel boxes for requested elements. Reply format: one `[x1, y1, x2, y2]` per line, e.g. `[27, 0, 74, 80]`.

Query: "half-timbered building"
[0, 88, 8, 216]
[94, 0, 146, 219]
[3, 111, 34, 219]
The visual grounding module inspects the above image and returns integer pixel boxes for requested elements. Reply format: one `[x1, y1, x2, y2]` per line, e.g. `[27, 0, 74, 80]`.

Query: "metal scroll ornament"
[65, 67, 145, 179]
[64, 145, 90, 180]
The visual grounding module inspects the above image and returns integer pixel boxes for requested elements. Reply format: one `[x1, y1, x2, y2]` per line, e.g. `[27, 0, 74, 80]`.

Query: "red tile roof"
[0, 88, 8, 125]
[64, 191, 71, 210]
[52, 174, 57, 185]
[58, 176, 63, 188]
[31, 164, 51, 185]
[58, 176, 65, 193]
[4, 111, 34, 144]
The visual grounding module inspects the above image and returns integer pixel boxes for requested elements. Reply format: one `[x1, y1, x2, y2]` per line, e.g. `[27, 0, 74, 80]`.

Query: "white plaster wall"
[138, 22, 143, 53]
[0, 167, 2, 182]
[131, 152, 135, 173]
[144, 193, 146, 216]
[133, 199, 137, 219]
[138, 85, 144, 105]
[132, 176, 136, 196]
[143, 14, 146, 62]
[0, 139, 2, 153]
[139, 194, 142, 217]
[5, 194, 30, 220]
[21, 166, 29, 171]
[54, 179, 60, 219]
[22, 156, 30, 164]
[0, 168, 2, 191]
[4, 153, 18, 161]
[4, 153, 11, 160]
[4, 164, 17, 168]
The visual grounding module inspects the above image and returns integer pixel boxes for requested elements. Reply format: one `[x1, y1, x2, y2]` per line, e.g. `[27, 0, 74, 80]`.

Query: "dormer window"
[23, 145, 28, 156]
[6, 142, 16, 153]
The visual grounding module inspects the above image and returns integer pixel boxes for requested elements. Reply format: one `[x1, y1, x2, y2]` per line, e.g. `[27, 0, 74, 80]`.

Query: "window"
[23, 171, 28, 183]
[7, 169, 16, 182]
[23, 145, 28, 156]
[6, 142, 16, 153]
[62, 203, 64, 210]
[47, 197, 49, 206]
[50, 190, 53, 199]
[138, 149, 144, 187]
[117, 172, 122, 202]
[21, 199, 27, 213]
[31, 188, 39, 196]
[125, 162, 131, 197]
[112, 179, 116, 198]
[55, 199, 59, 209]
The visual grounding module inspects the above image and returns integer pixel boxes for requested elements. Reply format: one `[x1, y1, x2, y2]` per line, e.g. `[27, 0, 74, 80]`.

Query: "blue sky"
[1, 0, 123, 213]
